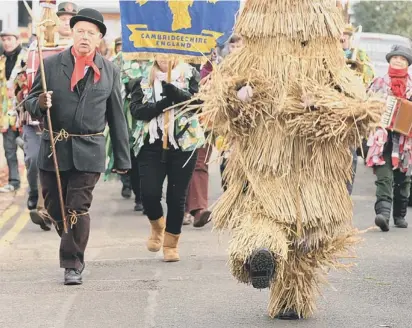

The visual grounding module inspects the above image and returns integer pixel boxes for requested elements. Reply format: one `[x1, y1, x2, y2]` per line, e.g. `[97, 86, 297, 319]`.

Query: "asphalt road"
[0, 158, 411, 328]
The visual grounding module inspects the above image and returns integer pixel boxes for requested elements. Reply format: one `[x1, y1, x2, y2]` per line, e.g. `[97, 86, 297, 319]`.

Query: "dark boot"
[375, 200, 391, 232]
[134, 201, 144, 212]
[121, 186, 132, 199]
[64, 268, 83, 285]
[121, 174, 132, 199]
[193, 210, 212, 228]
[245, 249, 276, 289]
[393, 197, 408, 228]
[275, 309, 301, 320]
[27, 194, 38, 210]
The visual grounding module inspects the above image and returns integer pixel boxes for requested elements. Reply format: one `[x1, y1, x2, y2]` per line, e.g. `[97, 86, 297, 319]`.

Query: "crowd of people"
[0, 0, 411, 319]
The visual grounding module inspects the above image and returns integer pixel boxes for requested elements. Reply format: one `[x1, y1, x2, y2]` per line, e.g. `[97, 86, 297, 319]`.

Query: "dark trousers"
[40, 169, 100, 270]
[375, 144, 411, 217]
[2, 128, 20, 188]
[185, 145, 211, 214]
[121, 151, 141, 203]
[138, 144, 197, 235]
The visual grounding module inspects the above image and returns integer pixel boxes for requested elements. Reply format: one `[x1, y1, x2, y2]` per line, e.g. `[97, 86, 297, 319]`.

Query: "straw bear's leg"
[227, 217, 288, 286]
[267, 251, 318, 320]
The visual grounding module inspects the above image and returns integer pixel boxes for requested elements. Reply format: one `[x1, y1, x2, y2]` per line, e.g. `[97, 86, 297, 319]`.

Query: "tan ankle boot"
[163, 232, 180, 262]
[147, 217, 166, 252]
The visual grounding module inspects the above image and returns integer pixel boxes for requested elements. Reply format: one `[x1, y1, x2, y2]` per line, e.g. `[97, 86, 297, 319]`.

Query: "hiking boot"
[375, 214, 390, 232]
[121, 186, 132, 199]
[393, 194, 408, 229]
[394, 218, 408, 228]
[134, 201, 144, 212]
[246, 248, 276, 289]
[64, 268, 82, 285]
[374, 201, 391, 232]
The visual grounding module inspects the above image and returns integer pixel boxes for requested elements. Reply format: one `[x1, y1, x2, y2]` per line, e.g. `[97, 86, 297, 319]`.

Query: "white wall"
[0, 1, 18, 31]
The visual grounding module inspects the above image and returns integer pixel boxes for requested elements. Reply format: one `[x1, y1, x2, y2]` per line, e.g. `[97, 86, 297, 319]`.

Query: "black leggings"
[138, 144, 197, 234]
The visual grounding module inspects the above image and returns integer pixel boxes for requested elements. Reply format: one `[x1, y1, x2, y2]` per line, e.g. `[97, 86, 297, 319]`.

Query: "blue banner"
[119, 0, 241, 60]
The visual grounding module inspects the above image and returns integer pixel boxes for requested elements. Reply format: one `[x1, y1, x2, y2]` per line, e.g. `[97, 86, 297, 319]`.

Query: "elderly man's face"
[1, 35, 19, 53]
[58, 14, 73, 38]
[72, 21, 102, 55]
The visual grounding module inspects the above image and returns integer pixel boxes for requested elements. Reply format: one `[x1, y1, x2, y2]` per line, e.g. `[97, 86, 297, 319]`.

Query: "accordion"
[380, 96, 412, 136]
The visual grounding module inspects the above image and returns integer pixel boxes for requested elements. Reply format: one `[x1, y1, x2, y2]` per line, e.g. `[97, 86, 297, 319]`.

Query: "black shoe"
[27, 195, 38, 210]
[193, 210, 212, 228]
[121, 187, 132, 199]
[394, 217, 408, 228]
[134, 201, 144, 211]
[247, 249, 276, 289]
[375, 214, 390, 232]
[275, 309, 300, 320]
[30, 210, 51, 231]
[64, 268, 83, 285]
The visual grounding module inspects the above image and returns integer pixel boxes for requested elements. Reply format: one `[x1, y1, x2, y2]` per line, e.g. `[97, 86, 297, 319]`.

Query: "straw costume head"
[197, 0, 384, 319]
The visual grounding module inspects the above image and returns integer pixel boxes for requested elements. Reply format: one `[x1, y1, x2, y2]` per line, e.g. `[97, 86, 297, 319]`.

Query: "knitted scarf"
[389, 66, 408, 98]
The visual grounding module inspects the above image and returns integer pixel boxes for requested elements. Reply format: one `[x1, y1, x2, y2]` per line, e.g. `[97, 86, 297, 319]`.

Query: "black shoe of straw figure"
[275, 309, 300, 320]
[247, 248, 276, 289]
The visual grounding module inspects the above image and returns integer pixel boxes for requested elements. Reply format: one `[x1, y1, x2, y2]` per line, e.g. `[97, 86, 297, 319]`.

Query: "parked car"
[356, 32, 412, 78]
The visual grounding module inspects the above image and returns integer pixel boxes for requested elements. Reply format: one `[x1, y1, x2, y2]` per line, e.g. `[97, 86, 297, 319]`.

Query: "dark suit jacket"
[25, 48, 131, 173]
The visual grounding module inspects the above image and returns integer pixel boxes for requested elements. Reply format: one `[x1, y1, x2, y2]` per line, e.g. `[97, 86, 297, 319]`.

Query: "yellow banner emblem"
[127, 24, 223, 55]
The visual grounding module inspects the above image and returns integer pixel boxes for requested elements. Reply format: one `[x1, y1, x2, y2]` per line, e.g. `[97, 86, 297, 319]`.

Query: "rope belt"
[44, 128, 104, 158]
[68, 209, 89, 229]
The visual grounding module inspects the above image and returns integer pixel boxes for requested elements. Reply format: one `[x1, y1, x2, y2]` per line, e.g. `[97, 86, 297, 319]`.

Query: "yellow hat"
[343, 24, 355, 35]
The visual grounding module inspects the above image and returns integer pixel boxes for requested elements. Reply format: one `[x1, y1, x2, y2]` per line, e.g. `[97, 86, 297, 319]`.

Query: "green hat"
[57, 2, 78, 17]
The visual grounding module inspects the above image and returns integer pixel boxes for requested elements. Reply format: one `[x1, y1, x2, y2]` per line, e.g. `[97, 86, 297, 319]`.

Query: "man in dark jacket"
[25, 8, 131, 285]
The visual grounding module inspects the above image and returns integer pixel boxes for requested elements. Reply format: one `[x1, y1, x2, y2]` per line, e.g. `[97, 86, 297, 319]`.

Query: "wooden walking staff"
[161, 61, 172, 163]
[23, 0, 68, 233]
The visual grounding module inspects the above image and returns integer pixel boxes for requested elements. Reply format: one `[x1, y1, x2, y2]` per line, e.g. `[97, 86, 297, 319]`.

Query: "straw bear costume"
[198, 0, 384, 319]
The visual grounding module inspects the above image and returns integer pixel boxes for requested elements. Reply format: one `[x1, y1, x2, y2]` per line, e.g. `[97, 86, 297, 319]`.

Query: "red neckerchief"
[388, 66, 408, 98]
[70, 47, 101, 91]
